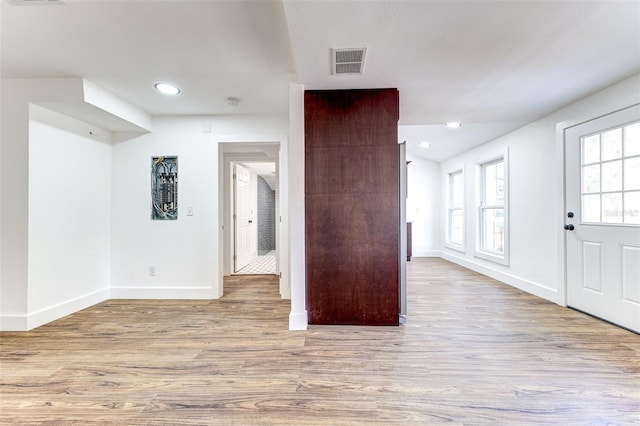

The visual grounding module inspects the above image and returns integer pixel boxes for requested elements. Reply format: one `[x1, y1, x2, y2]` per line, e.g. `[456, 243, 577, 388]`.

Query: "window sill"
[474, 250, 509, 266]
[444, 242, 465, 253]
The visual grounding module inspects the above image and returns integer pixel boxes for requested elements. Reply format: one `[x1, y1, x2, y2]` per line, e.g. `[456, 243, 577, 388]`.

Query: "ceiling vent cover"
[333, 48, 367, 75]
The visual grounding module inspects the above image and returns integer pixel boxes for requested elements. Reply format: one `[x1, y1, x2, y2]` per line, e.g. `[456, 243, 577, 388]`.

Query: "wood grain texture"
[305, 88, 399, 325]
[1, 261, 639, 425]
[306, 193, 398, 325]
[304, 90, 399, 150]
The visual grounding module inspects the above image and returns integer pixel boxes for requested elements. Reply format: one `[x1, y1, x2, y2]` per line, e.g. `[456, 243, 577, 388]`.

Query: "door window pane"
[582, 164, 600, 193]
[580, 121, 639, 226]
[582, 134, 600, 164]
[624, 191, 640, 224]
[602, 128, 623, 161]
[624, 157, 640, 191]
[624, 122, 640, 157]
[582, 194, 600, 222]
[602, 160, 622, 192]
[602, 192, 623, 223]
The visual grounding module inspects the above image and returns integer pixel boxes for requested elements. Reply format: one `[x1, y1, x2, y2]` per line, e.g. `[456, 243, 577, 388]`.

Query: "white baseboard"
[110, 286, 218, 299]
[289, 310, 308, 330]
[0, 315, 28, 331]
[280, 287, 291, 300]
[440, 250, 561, 305]
[24, 288, 110, 331]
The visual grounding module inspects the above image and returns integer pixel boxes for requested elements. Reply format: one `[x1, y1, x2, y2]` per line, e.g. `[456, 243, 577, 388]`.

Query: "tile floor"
[235, 250, 276, 275]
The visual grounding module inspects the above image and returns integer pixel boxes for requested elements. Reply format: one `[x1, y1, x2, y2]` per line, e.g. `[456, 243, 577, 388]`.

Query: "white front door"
[565, 104, 640, 333]
[234, 163, 252, 272]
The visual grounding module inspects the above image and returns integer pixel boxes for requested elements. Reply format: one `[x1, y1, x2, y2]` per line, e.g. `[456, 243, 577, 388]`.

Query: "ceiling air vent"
[333, 48, 367, 75]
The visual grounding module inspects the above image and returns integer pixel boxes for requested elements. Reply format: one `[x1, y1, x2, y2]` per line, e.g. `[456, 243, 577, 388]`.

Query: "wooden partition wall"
[305, 89, 400, 325]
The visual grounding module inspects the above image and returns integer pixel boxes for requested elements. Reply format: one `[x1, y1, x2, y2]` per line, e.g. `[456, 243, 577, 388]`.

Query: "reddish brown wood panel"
[305, 89, 399, 325]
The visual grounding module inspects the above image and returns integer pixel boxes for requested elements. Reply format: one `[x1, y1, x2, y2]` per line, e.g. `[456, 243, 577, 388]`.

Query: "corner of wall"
[289, 310, 308, 330]
[440, 250, 562, 305]
[26, 288, 110, 331]
[0, 315, 28, 332]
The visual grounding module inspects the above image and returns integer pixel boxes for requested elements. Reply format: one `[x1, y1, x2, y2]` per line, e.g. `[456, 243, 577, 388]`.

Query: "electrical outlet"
[148, 266, 156, 277]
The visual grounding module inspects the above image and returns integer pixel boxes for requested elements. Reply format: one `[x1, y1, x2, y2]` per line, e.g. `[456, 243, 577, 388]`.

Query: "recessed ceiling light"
[155, 83, 181, 95]
[445, 121, 462, 129]
[418, 141, 431, 149]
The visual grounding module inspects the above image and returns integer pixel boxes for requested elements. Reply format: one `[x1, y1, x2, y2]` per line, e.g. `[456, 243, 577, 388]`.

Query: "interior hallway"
[235, 250, 276, 275]
[1, 259, 638, 424]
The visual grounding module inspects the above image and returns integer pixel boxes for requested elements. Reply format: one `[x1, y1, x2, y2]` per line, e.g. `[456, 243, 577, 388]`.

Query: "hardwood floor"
[1, 258, 639, 425]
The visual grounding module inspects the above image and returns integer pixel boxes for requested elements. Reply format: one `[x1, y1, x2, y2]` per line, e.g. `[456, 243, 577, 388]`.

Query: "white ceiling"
[2, 0, 639, 161]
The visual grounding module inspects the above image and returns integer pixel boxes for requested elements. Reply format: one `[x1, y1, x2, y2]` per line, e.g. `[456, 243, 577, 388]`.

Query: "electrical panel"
[151, 156, 178, 220]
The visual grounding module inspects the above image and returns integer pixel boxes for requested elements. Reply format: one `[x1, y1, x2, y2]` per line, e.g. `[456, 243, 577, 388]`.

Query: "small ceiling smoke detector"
[226, 97, 240, 107]
[155, 83, 181, 95]
[445, 121, 462, 129]
[332, 48, 367, 75]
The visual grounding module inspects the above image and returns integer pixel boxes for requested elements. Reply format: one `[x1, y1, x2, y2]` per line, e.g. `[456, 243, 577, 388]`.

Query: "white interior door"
[234, 163, 252, 272]
[565, 104, 640, 333]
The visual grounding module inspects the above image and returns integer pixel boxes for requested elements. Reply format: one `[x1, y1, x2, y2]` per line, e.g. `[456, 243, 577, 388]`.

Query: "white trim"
[289, 310, 308, 330]
[280, 286, 291, 300]
[557, 101, 640, 308]
[444, 165, 466, 251]
[556, 122, 568, 306]
[474, 148, 510, 266]
[288, 83, 306, 331]
[441, 250, 562, 304]
[215, 134, 290, 302]
[26, 288, 109, 331]
[412, 250, 441, 257]
[110, 286, 216, 299]
[443, 243, 465, 253]
[0, 315, 28, 331]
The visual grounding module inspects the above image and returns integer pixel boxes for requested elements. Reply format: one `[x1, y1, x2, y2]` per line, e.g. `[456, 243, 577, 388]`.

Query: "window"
[446, 170, 464, 249]
[581, 121, 640, 225]
[477, 153, 509, 265]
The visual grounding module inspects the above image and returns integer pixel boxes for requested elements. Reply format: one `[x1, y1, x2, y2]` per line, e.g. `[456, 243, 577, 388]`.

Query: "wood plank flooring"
[1, 258, 639, 425]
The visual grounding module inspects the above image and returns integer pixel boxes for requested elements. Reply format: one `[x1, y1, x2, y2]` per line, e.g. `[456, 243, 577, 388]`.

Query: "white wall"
[288, 83, 307, 330]
[440, 74, 640, 305]
[27, 105, 112, 328]
[406, 154, 440, 257]
[110, 115, 287, 299]
[0, 84, 30, 329]
[249, 169, 258, 257]
[1, 79, 87, 330]
[1, 78, 151, 330]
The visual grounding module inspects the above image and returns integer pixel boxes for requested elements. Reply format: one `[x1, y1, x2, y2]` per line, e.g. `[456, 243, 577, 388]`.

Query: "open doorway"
[233, 161, 277, 275]
[219, 141, 289, 298]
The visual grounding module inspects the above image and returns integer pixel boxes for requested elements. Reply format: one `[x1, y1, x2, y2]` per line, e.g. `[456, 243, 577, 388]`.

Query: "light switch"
[186, 206, 194, 216]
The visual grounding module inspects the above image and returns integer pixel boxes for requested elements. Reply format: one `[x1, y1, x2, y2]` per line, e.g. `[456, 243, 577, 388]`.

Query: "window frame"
[475, 150, 509, 266]
[579, 120, 640, 226]
[445, 168, 465, 252]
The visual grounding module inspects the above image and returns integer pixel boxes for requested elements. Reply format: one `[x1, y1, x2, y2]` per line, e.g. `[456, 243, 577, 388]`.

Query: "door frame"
[229, 159, 275, 274]
[557, 102, 640, 308]
[217, 136, 290, 299]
